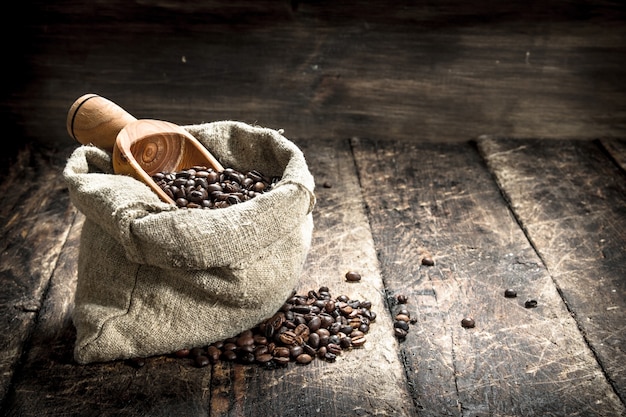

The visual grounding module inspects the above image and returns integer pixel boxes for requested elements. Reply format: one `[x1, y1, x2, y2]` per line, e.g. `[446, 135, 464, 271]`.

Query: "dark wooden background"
[2, 0, 626, 161]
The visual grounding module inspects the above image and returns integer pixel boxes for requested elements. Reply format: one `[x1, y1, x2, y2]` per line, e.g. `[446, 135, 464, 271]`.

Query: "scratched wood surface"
[1, 0, 625, 166]
[477, 138, 626, 405]
[350, 138, 626, 416]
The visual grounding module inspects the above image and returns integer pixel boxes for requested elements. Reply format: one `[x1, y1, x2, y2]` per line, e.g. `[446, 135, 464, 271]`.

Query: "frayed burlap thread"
[63, 121, 315, 364]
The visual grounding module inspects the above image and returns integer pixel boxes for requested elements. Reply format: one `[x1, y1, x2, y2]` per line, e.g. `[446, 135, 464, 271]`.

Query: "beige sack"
[63, 121, 315, 364]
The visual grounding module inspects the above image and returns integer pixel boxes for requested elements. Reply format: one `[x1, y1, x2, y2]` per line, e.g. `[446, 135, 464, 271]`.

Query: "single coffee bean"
[296, 353, 313, 364]
[273, 356, 290, 366]
[221, 350, 237, 361]
[345, 271, 362, 282]
[194, 355, 211, 368]
[174, 348, 190, 358]
[421, 256, 435, 266]
[395, 314, 411, 322]
[394, 328, 408, 339]
[290, 345, 304, 358]
[190, 347, 205, 357]
[255, 353, 274, 364]
[461, 317, 476, 328]
[504, 289, 518, 298]
[394, 320, 409, 331]
[396, 294, 408, 304]
[525, 299, 538, 308]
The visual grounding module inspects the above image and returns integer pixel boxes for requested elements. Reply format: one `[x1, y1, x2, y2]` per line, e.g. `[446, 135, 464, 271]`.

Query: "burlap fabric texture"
[63, 121, 316, 364]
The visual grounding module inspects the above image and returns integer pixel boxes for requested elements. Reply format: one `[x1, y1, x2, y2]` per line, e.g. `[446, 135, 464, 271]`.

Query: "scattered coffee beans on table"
[152, 166, 279, 209]
[167, 287, 376, 368]
[392, 294, 414, 340]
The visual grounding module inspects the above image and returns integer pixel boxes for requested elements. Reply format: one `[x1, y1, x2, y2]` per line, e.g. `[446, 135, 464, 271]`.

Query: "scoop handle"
[66, 94, 138, 152]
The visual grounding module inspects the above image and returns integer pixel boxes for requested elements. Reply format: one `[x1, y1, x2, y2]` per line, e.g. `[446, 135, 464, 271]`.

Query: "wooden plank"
[3, 0, 625, 151]
[351, 138, 626, 416]
[0, 145, 76, 406]
[3, 138, 415, 416]
[206, 137, 416, 416]
[477, 138, 626, 405]
[601, 138, 626, 172]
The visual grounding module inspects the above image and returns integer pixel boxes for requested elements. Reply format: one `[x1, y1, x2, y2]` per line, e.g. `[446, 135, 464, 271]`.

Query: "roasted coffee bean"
[345, 271, 362, 282]
[194, 355, 211, 368]
[504, 289, 518, 298]
[394, 328, 408, 339]
[396, 294, 408, 304]
[351, 334, 366, 347]
[395, 314, 411, 323]
[190, 347, 205, 357]
[174, 348, 190, 358]
[461, 317, 476, 328]
[296, 353, 314, 364]
[273, 356, 290, 366]
[340, 337, 352, 349]
[256, 353, 274, 364]
[221, 350, 237, 361]
[525, 299, 538, 308]
[421, 256, 435, 266]
[207, 346, 221, 363]
[394, 320, 410, 331]
[290, 345, 304, 358]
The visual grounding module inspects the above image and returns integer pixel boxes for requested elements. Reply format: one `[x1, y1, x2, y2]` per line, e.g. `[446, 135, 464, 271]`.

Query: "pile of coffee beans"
[171, 287, 376, 368]
[152, 166, 279, 209]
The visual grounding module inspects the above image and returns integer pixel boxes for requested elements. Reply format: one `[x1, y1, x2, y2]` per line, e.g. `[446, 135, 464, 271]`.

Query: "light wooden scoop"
[67, 94, 224, 204]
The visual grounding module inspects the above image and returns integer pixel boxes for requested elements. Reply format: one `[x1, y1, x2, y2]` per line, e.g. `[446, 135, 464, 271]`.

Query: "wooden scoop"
[67, 94, 224, 204]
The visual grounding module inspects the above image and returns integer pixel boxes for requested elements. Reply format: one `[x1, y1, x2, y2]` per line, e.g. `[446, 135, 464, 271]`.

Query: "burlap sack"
[63, 121, 315, 364]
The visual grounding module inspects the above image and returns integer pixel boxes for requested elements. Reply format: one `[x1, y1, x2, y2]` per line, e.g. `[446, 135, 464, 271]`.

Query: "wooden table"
[1, 1, 625, 416]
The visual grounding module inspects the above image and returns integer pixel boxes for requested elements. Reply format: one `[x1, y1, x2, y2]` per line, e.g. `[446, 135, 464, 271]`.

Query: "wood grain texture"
[601, 139, 626, 172]
[477, 138, 626, 405]
[2, 0, 625, 153]
[351, 138, 626, 416]
[0, 145, 76, 406]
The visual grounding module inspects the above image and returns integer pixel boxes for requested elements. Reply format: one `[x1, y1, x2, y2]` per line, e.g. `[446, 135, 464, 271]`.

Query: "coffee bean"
[394, 328, 408, 339]
[461, 317, 475, 328]
[394, 320, 409, 331]
[396, 294, 408, 304]
[194, 355, 211, 367]
[395, 314, 410, 322]
[525, 299, 538, 308]
[421, 256, 435, 266]
[296, 353, 313, 364]
[345, 271, 362, 282]
[174, 348, 190, 358]
[504, 289, 518, 298]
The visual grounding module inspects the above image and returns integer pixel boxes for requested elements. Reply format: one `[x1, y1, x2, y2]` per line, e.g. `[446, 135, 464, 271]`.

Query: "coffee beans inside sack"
[152, 166, 279, 209]
[63, 121, 316, 364]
